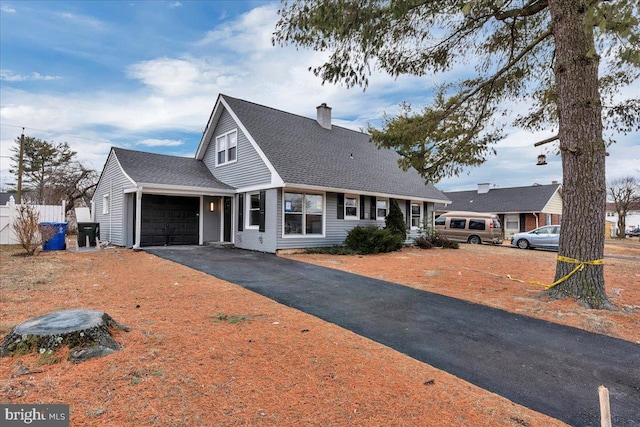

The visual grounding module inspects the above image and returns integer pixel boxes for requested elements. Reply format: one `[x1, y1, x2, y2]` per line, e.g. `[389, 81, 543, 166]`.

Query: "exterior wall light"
[209, 201, 215, 212]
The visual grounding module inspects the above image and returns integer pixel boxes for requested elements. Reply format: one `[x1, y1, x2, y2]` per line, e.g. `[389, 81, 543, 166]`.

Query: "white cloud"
[55, 11, 106, 31]
[0, 70, 61, 82]
[138, 138, 184, 147]
[1, 4, 16, 13]
[168, 1, 182, 9]
[126, 57, 236, 97]
[1, 1, 636, 192]
[196, 4, 277, 52]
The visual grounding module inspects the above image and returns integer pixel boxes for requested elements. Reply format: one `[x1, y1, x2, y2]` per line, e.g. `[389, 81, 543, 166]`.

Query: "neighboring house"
[92, 94, 450, 253]
[438, 182, 562, 238]
[605, 201, 640, 237]
[0, 192, 17, 205]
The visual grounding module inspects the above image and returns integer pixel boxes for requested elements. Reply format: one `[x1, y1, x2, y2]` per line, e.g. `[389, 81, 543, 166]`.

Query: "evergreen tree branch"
[533, 134, 560, 146]
[442, 28, 553, 120]
[493, 0, 549, 21]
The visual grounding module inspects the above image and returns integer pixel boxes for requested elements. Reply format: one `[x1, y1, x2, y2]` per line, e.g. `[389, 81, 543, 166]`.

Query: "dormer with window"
[216, 129, 237, 166]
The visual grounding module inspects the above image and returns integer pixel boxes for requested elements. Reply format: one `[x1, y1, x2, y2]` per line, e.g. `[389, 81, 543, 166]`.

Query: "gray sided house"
[93, 94, 450, 253]
[439, 183, 562, 238]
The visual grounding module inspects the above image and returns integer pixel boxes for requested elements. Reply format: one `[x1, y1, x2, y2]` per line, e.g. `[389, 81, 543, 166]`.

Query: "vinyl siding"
[202, 196, 222, 243]
[234, 188, 278, 252]
[274, 189, 432, 250]
[202, 108, 271, 188]
[93, 151, 134, 246]
[542, 190, 563, 215]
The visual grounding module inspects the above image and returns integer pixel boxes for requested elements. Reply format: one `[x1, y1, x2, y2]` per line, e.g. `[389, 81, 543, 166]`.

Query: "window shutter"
[238, 194, 244, 231]
[337, 193, 344, 219]
[423, 202, 429, 228]
[259, 190, 266, 232]
[370, 196, 377, 220]
[405, 200, 411, 225]
[360, 195, 366, 220]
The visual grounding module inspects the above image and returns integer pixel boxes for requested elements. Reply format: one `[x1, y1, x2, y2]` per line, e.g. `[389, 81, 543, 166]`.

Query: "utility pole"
[17, 129, 24, 204]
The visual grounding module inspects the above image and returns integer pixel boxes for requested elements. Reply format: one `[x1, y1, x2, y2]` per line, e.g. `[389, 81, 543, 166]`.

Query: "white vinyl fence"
[0, 196, 66, 245]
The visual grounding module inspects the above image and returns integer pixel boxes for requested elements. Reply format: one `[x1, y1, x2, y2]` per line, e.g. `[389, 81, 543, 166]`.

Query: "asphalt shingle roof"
[113, 147, 234, 190]
[222, 95, 448, 201]
[443, 184, 561, 213]
[0, 192, 17, 205]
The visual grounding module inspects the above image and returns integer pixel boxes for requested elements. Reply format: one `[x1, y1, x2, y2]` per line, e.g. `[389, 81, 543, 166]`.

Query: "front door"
[223, 196, 232, 242]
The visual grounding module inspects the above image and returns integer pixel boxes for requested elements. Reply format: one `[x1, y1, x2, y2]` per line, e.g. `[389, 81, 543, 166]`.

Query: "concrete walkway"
[145, 246, 640, 426]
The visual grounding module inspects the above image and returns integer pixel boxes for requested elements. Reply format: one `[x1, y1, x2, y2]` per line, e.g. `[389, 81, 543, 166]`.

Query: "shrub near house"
[344, 225, 404, 254]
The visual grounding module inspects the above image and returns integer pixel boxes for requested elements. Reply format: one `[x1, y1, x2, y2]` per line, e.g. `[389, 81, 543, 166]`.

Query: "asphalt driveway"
[145, 246, 640, 426]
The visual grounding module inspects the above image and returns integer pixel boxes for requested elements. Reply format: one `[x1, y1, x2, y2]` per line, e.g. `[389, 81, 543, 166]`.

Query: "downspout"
[533, 212, 539, 229]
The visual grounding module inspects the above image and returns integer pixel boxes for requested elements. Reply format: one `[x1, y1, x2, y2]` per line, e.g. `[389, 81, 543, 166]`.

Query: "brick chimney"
[316, 103, 332, 130]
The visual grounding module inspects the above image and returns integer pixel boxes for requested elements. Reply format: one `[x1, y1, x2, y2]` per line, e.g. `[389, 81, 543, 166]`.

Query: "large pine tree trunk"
[544, 0, 610, 308]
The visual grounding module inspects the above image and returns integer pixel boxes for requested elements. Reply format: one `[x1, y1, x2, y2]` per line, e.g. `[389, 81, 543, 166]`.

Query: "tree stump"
[0, 309, 131, 363]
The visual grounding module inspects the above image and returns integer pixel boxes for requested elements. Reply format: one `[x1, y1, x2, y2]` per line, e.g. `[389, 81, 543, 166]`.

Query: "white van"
[434, 211, 502, 244]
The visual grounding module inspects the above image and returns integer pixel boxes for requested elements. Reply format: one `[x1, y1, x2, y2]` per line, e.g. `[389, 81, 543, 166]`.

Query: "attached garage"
[140, 195, 199, 246]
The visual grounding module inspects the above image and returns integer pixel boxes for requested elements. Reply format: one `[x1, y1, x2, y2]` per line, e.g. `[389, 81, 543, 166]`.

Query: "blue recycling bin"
[40, 222, 68, 251]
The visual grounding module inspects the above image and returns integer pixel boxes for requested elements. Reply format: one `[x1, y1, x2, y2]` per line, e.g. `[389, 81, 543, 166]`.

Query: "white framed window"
[216, 130, 237, 166]
[284, 191, 324, 236]
[505, 214, 519, 238]
[247, 192, 261, 228]
[344, 195, 358, 219]
[102, 194, 110, 214]
[376, 199, 388, 221]
[411, 202, 421, 229]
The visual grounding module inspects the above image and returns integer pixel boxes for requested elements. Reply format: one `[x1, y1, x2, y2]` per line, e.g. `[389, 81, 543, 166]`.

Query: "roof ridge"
[113, 146, 195, 160]
[221, 94, 369, 136]
[444, 183, 561, 194]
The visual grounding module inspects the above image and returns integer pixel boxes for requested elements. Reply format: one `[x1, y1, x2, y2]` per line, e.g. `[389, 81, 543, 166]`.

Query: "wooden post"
[598, 385, 611, 427]
[17, 130, 24, 204]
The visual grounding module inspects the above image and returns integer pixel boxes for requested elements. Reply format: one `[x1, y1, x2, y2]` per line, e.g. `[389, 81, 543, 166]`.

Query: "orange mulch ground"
[0, 240, 638, 426]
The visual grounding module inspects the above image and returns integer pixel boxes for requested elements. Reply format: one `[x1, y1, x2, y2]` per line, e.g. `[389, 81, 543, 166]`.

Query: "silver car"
[510, 225, 560, 250]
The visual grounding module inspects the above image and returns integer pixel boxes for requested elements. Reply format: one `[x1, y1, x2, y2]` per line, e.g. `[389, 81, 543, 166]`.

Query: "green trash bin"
[77, 222, 100, 247]
[77, 225, 87, 247]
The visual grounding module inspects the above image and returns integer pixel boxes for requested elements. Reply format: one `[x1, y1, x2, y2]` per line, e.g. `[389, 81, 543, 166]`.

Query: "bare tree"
[9, 136, 97, 213]
[608, 176, 640, 238]
[11, 204, 56, 256]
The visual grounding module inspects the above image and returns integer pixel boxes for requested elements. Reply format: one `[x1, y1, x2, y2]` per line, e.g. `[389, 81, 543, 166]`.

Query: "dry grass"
[1, 240, 638, 426]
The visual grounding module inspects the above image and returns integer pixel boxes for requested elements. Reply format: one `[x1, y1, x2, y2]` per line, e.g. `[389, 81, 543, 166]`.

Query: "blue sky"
[1, 0, 638, 193]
